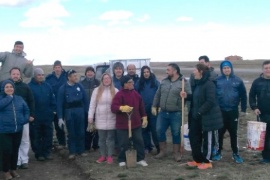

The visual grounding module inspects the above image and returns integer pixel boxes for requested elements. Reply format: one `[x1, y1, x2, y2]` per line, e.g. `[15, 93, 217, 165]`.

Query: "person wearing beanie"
[212, 60, 247, 163]
[111, 75, 148, 167]
[152, 63, 192, 162]
[127, 64, 139, 84]
[57, 69, 89, 159]
[28, 68, 56, 161]
[112, 62, 124, 90]
[45, 60, 67, 150]
[80, 66, 100, 152]
[0, 41, 34, 82]
[0, 80, 30, 180]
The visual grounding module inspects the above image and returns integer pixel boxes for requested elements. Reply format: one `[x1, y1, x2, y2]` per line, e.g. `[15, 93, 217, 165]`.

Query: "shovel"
[180, 78, 185, 157]
[125, 110, 137, 168]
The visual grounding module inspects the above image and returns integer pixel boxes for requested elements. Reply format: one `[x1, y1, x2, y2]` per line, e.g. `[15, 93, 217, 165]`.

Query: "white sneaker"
[119, 162, 126, 167]
[136, 160, 148, 167]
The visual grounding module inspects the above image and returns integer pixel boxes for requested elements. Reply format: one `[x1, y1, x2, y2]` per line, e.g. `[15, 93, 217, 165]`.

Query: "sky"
[0, 0, 270, 65]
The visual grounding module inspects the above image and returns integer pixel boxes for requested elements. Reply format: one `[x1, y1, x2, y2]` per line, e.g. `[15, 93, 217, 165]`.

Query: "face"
[102, 74, 112, 86]
[53, 65, 62, 76]
[199, 59, 210, 67]
[35, 74, 45, 82]
[222, 66, 231, 76]
[166, 66, 175, 78]
[143, 68, 150, 79]
[263, 63, 270, 78]
[4, 83, 14, 95]
[10, 69, 21, 82]
[124, 79, 134, 90]
[86, 70, 95, 79]
[193, 68, 202, 79]
[13, 44, 24, 54]
[114, 67, 123, 78]
[68, 73, 78, 83]
[127, 65, 136, 76]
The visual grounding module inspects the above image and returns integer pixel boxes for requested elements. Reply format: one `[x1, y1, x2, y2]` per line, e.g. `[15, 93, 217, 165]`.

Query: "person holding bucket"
[212, 60, 247, 163]
[249, 60, 270, 163]
[111, 75, 148, 167]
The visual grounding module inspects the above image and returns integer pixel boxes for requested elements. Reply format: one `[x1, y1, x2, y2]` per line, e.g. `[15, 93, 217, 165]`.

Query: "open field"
[19, 60, 270, 180]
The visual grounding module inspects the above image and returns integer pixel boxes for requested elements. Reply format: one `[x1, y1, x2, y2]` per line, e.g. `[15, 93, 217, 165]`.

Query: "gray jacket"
[0, 51, 33, 81]
[152, 76, 192, 112]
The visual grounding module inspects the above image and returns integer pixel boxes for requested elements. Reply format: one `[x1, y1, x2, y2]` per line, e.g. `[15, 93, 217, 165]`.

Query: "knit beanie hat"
[85, 66, 95, 75]
[120, 75, 132, 87]
[221, 61, 232, 69]
[34, 68, 44, 76]
[14, 41, 23, 47]
[53, 60, 62, 67]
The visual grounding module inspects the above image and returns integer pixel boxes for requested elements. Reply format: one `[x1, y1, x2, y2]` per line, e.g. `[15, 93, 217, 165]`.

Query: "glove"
[142, 116, 148, 128]
[86, 123, 95, 132]
[119, 105, 133, 113]
[58, 119, 65, 129]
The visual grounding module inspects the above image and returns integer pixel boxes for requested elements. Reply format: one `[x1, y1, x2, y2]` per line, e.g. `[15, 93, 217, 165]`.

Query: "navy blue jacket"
[45, 70, 67, 99]
[216, 61, 247, 112]
[113, 76, 122, 90]
[57, 82, 89, 119]
[135, 78, 160, 113]
[28, 78, 56, 121]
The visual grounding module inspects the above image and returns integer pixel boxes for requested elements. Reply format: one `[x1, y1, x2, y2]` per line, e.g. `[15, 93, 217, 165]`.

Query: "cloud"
[19, 1, 69, 28]
[176, 16, 193, 22]
[0, 0, 34, 6]
[136, 14, 150, 22]
[99, 10, 133, 25]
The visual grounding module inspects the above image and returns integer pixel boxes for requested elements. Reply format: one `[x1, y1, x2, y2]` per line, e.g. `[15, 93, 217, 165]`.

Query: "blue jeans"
[142, 111, 159, 150]
[156, 111, 182, 144]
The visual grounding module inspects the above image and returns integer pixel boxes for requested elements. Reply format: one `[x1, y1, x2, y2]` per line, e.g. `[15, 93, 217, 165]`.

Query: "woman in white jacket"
[88, 73, 118, 164]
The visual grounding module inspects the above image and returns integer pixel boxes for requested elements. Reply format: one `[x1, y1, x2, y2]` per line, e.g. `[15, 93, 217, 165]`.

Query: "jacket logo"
[77, 87, 80, 91]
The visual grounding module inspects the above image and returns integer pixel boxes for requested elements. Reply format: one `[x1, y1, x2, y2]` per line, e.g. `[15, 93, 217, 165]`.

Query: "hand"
[58, 119, 65, 129]
[151, 107, 157, 116]
[29, 116, 34, 122]
[254, 109, 261, 116]
[119, 105, 133, 113]
[180, 91, 187, 98]
[88, 118, 93, 124]
[142, 116, 148, 128]
[86, 123, 95, 132]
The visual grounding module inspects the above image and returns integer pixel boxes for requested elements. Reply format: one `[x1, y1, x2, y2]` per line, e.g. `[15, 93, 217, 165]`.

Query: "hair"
[196, 63, 209, 76]
[198, 55, 210, 63]
[262, 60, 270, 68]
[9, 67, 21, 74]
[113, 62, 124, 76]
[96, 73, 116, 103]
[14, 41, 23, 47]
[168, 63, 180, 75]
[85, 66, 95, 75]
[138, 66, 157, 92]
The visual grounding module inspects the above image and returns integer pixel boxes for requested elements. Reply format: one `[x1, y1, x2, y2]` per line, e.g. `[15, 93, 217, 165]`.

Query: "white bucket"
[247, 121, 266, 151]
[184, 124, 191, 151]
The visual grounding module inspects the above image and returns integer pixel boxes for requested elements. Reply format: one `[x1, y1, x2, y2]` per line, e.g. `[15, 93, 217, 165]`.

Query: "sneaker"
[197, 163, 213, 170]
[107, 156, 113, 164]
[260, 159, 270, 164]
[119, 162, 126, 167]
[232, 153, 244, 163]
[187, 161, 202, 167]
[79, 153, 88, 157]
[10, 170, 20, 178]
[20, 163, 29, 169]
[68, 154, 76, 160]
[137, 160, 148, 167]
[96, 156, 106, 163]
[37, 157, 45, 161]
[212, 152, 222, 161]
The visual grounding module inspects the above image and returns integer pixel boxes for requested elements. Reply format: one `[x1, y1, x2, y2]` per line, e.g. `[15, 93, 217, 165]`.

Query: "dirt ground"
[8, 60, 270, 180]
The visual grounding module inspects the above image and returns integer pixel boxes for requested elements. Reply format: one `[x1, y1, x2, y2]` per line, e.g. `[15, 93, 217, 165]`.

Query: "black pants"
[35, 122, 53, 158]
[53, 114, 66, 146]
[260, 114, 270, 159]
[0, 131, 22, 172]
[85, 115, 99, 150]
[117, 127, 145, 162]
[218, 110, 239, 154]
[29, 121, 37, 153]
[189, 118, 209, 163]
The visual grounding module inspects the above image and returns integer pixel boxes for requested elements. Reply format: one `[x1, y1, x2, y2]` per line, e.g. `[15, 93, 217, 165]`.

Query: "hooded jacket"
[0, 80, 29, 133]
[0, 51, 33, 81]
[216, 60, 247, 112]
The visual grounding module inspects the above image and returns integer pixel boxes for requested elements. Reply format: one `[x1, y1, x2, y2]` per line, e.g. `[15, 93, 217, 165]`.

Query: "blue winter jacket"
[113, 76, 122, 90]
[0, 80, 29, 133]
[135, 78, 160, 113]
[45, 70, 67, 99]
[28, 78, 56, 121]
[216, 60, 247, 112]
[57, 82, 89, 119]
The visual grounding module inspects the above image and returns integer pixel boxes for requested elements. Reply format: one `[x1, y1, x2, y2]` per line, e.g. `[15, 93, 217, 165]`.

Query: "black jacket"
[80, 78, 100, 101]
[188, 71, 223, 131]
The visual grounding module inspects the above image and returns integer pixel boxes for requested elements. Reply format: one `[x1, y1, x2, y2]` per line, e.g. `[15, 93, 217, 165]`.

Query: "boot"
[173, 144, 182, 162]
[154, 142, 166, 159]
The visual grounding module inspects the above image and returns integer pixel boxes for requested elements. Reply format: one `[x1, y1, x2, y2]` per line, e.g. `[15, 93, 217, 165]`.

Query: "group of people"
[1, 41, 270, 179]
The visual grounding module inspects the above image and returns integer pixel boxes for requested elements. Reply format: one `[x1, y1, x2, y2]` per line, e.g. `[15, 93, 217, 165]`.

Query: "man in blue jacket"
[45, 60, 67, 149]
[57, 69, 89, 159]
[112, 62, 124, 90]
[29, 68, 56, 161]
[213, 60, 247, 163]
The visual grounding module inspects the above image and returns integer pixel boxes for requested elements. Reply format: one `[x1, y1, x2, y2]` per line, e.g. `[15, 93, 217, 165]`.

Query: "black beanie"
[120, 75, 132, 87]
[53, 60, 62, 67]
[14, 41, 23, 47]
[85, 66, 95, 75]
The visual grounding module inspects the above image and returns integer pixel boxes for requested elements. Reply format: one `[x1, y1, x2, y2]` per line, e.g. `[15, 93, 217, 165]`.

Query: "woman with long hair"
[135, 66, 160, 153]
[88, 73, 119, 164]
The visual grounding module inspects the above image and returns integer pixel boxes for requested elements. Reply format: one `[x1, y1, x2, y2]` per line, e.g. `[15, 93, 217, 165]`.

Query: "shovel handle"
[180, 78, 185, 156]
[128, 119, 132, 138]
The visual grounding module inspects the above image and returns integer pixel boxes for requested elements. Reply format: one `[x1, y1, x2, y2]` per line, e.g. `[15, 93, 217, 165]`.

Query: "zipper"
[12, 101, 18, 132]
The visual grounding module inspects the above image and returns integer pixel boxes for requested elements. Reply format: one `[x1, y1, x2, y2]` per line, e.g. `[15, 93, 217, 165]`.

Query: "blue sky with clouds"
[0, 0, 270, 65]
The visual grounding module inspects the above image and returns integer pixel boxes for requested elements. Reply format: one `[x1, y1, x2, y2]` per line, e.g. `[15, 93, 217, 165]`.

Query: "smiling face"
[68, 73, 78, 83]
[13, 44, 24, 54]
[102, 74, 112, 86]
[114, 67, 123, 78]
[10, 69, 21, 82]
[143, 68, 150, 79]
[53, 65, 62, 76]
[263, 63, 270, 78]
[222, 66, 232, 76]
[124, 79, 134, 90]
[86, 70, 95, 79]
[4, 83, 14, 95]
[127, 64, 136, 76]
